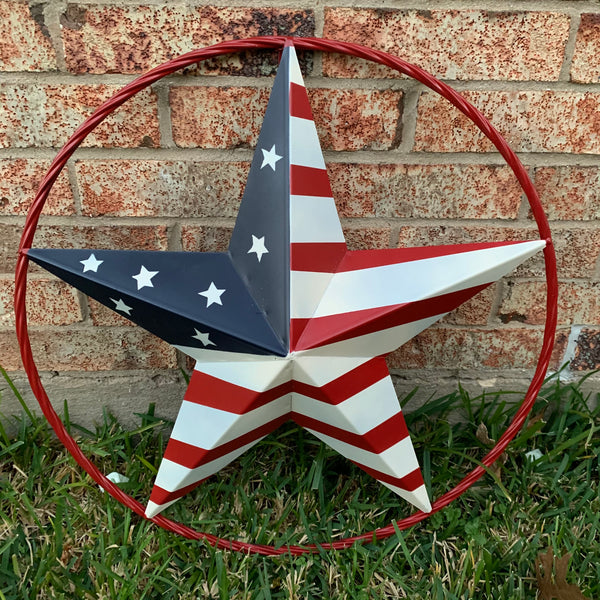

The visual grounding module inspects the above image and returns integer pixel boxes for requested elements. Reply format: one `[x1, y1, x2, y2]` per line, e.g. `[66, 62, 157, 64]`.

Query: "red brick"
[308, 89, 402, 151]
[571, 14, 600, 83]
[77, 160, 249, 218]
[0, 277, 82, 327]
[181, 225, 233, 253]
[414, 91, 600, 154]
[388, 326, 551, 370]
[328, 163, 522, 219]
[171, 87, 402, 151]
[0, 1, 57, 72]
[171, 87, 267, 149]
[0, 159, 74, 216]
[534, 166, 600, 220]
[396, 224, 600, 279]
[323, 9, 569, 82]
[1, 224, 169, 274]
[0, 84, 159, 148]
[0, 328, 176, 371]
[61, 5, 314, 75]
[498, 280, 600, 326]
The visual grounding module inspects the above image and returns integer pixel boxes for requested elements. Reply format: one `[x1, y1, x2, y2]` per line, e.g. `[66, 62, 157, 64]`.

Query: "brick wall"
[1, 1, 599, 420]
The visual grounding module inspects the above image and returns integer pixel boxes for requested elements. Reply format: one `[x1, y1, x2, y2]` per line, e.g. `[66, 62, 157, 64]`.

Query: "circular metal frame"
[14, 36, 559, 555]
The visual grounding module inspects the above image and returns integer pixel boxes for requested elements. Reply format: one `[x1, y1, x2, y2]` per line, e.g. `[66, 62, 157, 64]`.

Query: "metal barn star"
[26, 43, 545, 519]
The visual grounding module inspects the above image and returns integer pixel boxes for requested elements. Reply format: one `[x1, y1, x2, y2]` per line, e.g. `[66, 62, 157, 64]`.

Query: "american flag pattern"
[26, 42, 545, 520]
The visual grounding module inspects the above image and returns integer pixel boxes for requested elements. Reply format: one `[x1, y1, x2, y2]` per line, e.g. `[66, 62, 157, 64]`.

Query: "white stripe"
[171, 395, 292, 448]
[290, 195, 345, 244]
[292, 375, 401, 435]
[293, 355, 371, 386]
[154, 439, 263, 492]
[310, 241, 546, 318]
[305, 430, 420, 479]
[296, 315, 443, 358]
[174, 345, 287, 364]
[290, 270, 333, 319]
[381, 482, 432, 513]
[193, 357, 292, 392]
[287, 46, 304, 86]
[290, 117, 325, 169]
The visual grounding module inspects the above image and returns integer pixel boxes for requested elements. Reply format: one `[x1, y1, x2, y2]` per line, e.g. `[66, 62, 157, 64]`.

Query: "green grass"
[0, 370, 598, 599]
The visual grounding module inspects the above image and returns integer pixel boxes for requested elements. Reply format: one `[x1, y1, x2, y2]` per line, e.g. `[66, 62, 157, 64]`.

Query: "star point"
[192, 329, 216, 347]
[80, 253, 103, 273]
[198, 282, 225, 307]
[247, 235, 269, 262]
[132, 266, 158, 290]
[260, 144, 282, 171]
[110, 298, 133, 315]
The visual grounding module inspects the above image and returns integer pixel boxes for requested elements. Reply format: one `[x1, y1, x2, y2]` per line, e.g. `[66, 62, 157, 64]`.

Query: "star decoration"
[192, 329, 215, 347]
[198, 282, 225, 307]
[25, 44, 546, 521]
[248, 235, 269, 262]
[80, 253, 103, 273]
[132, 266, 158, 290]
[111, 298, 133, 315]
[260, 144, 282, 171]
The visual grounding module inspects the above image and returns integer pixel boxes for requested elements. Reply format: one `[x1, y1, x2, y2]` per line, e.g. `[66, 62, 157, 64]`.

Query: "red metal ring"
[14, 36, 558, 555]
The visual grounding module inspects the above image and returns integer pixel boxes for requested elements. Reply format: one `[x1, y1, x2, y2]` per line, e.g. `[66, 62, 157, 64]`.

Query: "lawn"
[0, 368, 598, 599]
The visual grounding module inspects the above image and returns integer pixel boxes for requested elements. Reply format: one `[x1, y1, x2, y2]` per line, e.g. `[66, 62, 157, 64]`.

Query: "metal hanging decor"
[14, 37, 558, 555]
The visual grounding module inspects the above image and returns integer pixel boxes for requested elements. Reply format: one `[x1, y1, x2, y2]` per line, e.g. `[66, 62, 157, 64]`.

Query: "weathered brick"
[1, 224, 169, 274]
[498, 280, 600, 326]
[0, 159, 75, 216]
[534, 166, 600, 220]
[0, 1, 57, 72]
[415, 91, 600, 154]
[342, 224, 391, 250]
[0, 328, 177, 371]
[571, 14, 600, 83]
[388, 326, 551, 370]
[570, 328, 600, 371]
[396, 224, 600, 279]
[61, 5, 314, 75]
[0, 277, 82, 327]
[0, 84, 159, 148]
[441, 284, 497, 326]
[181, 225, 233, 253]
[77, 160, 249, 218]
[171, 87, 268, 149]
[323, 9, 569, 82]
[328, 163, 522, 219]
[171, 87, 402, 151]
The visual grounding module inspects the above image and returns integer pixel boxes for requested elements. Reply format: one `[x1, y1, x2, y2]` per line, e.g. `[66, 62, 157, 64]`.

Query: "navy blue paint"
[228, 46, 291, 353]
[27, 248, 287, 356]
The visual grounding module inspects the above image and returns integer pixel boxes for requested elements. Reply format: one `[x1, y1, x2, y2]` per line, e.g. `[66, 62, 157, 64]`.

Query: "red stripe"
[290, 242, 347, 272]
[290, 82, 313, 120]
[350, 463, 425, 492]
[336, 241, 532, 272]
[163, 414, 290, 468]
[290, 165, 333, 197]
[292, 411, 409, 454]
[185, 370, 293, 414]
[293, 283, 489, 350]
[292, 357, 389, 405]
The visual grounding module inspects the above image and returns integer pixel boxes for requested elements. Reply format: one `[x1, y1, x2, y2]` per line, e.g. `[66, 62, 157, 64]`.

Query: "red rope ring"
[15, 36, 558, 555]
